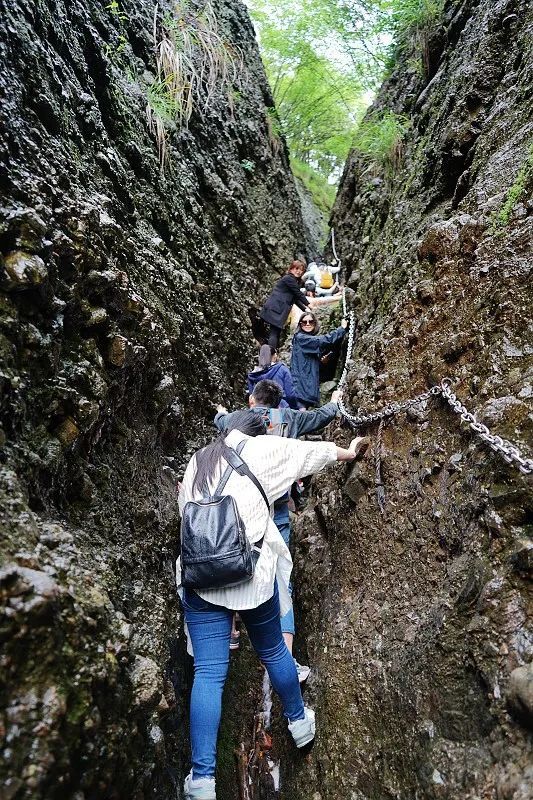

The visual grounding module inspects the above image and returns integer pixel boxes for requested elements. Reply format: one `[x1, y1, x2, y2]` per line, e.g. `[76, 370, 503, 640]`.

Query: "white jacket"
[176, 428, 337, 614]
[302, 262, 341, 285]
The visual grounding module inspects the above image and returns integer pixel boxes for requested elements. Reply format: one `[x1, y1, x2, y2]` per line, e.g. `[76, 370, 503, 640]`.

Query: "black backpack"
[180, 441, 270, 590]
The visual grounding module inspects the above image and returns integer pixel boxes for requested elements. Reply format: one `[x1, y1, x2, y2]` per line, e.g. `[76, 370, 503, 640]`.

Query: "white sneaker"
[288, 706, 315, 747]
[183, 771, 216, 799]
[294, 659, 311, 683]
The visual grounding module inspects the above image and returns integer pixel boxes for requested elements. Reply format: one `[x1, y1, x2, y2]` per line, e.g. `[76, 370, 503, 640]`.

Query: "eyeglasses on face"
[300, 319, 314, 326]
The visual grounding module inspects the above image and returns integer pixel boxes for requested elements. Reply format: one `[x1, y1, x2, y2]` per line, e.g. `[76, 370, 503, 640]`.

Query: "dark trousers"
[268, 324, 282, 348]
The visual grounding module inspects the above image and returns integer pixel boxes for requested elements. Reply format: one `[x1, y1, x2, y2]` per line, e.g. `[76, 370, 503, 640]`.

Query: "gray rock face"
[507, 662, 533, 730]
[0, 0, 306, 797]
[294, 177, 328, 260]
[285, 0, 533, 798]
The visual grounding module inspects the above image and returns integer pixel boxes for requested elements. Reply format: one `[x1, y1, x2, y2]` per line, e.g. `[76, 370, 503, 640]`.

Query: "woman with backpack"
[259, 259, 311, 348]
[177, 409, 369, 799]
[291, 312, 348, 409]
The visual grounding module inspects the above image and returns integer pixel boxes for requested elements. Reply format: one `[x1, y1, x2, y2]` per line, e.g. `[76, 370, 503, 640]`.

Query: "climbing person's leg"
[290, 479, 306, 512]
[274, 498, 311, 682]
[230, 612, 240, 650]
[182, 588, 232, 785]
[249, 307, 269, 344]
[184, 772, 217, 800]
[315, 285, 339, 297]
[274, 500, 295, 651]
[240, 582, 306, 726]
[267, 324, 282, 349]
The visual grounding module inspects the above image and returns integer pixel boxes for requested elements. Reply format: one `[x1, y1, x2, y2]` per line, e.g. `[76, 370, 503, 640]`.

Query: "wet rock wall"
[0, 1, 307, 797]
[285, 0, 533, 798]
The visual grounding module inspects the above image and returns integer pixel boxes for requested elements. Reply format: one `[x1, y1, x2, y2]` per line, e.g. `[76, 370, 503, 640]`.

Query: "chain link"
[331, 228, 340, 263]
[375, 419, 385, 515]
[439, 382, 533, 475]
[335, 312, 532, 475]
[342, 286, 347, 318]
[331, 229, 347, 317]
[338, 309, 355, 391]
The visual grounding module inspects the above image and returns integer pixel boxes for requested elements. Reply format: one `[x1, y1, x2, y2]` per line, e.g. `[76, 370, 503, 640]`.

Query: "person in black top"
[259, 260, 311, 348]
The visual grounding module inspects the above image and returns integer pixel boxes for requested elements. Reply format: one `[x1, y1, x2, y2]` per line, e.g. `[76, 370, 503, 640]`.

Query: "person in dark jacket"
[215, 379, 341, 440]
[260, 260, 310, 348]
[291, 312, 348, 408]
[247, 345, 297, 408]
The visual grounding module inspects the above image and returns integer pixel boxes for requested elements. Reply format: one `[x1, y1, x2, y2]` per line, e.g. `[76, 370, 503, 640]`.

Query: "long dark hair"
[192, 410, 267, 494]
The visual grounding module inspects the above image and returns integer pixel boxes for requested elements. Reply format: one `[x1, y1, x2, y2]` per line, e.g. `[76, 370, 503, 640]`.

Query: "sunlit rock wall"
[285, 0, 533, 798]
[0, 0, 307, 797]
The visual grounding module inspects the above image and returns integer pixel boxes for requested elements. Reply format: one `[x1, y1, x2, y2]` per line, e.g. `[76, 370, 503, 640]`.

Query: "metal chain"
[331, 229, 347, 317]
[335, 313, 533, 475]
[439, 380, 533, 475]
[375, 419, 385, 514]
[337, 309, 355, 391]
[331, 228, 340, 263]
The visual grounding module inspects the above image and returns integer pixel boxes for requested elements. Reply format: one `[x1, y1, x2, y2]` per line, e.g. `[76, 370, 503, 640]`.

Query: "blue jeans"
[274, 500, 295, 636]
[182, 582, 305, 779]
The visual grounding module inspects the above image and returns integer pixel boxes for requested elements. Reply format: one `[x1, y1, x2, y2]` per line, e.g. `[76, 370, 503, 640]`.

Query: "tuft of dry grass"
[147, 0, 244, 167]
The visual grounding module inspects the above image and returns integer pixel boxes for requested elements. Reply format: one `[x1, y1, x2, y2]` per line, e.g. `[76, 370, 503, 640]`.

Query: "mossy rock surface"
[0, 0, 309, 797]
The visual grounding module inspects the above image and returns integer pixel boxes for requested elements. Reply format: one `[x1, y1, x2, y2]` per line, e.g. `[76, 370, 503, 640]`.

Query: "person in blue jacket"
[291, 312, 348, 409]
[260, 260, 311, 348]
[247, 345, 297, 408]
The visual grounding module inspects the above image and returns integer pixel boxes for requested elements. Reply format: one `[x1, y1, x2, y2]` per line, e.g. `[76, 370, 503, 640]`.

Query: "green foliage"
[106, 0, 127, 22]
[381, 0, 445, 75]
[145, 78, 179, 166]
[148, 0, 242, 167]
[104, 0, 128, 64]
[276, 52, 364, 176]
[352, 110, 410, 173]
[493, 143, 533, 229]
[247, 0, 445, 190]
[240, 159, 256, 172]
[248, 1, 366, 183]
[104, 33, 128, 62]
[264, 107, 283, 156]
[387, 0, 444, 37]
[265, 106, 282, 139]
[291, 158, 336, 214]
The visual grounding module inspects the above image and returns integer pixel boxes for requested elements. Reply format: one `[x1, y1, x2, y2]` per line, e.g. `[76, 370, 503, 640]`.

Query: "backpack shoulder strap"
[216, 441, 270, 510]
[213, 440, 245, 497]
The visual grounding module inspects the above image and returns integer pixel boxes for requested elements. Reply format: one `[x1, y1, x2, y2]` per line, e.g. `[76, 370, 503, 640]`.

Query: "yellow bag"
[319, 268, 334, 289]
